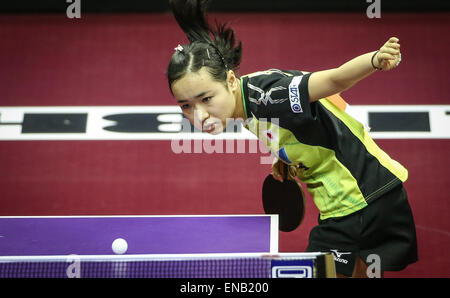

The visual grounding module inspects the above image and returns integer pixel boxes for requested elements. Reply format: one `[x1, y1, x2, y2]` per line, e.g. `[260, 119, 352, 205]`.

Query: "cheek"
[212, 95, 235, 117]
[183, 113, 200, 129]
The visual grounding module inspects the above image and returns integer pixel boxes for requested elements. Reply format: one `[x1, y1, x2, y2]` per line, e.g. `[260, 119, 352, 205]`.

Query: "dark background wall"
[1, 0, 449, 13]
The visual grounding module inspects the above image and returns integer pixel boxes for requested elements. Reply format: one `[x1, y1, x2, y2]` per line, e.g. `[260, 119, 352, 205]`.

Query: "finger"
[276, 161, 284, 175]
[271, 166, 282, 181]
[389, 37, 399, 43]
[385, 41, 401, 50]
[384, 41, 400, 51]
[389, 42, 401, 49]
[378, 52, 397, 61]
[288, 166, 297, 180]
[272, 162, 284, 182]
[381, 47, 400, 56]
[271, 166, 283, 180]
[272, 172, 283, 182]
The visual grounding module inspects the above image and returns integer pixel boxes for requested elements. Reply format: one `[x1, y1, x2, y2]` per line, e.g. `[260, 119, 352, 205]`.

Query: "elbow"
[337, 81, 356, 93]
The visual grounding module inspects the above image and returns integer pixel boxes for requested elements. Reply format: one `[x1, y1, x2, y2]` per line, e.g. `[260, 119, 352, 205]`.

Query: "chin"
[205, 125, 224, 135]
[204, 120, 226, 135]
[209, 129, 223, 135]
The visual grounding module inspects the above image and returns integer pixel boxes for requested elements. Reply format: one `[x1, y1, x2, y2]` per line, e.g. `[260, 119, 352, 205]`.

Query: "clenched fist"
[373, 37, 402, 71]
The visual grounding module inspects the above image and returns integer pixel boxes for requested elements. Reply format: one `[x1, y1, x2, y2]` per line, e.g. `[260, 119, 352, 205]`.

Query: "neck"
[232, 78, 246, 120]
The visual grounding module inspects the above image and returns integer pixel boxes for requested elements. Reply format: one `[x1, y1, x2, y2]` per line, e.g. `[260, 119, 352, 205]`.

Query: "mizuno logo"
[330, 250, 352, 258]
[330, 250, 352, 264]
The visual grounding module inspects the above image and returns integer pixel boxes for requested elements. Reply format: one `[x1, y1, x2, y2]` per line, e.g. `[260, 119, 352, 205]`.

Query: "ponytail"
[167, 0, 242, 91]
[169, 0, 212, 43]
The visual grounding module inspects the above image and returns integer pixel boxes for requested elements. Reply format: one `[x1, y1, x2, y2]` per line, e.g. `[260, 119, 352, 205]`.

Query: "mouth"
[202, 123, 216, 134]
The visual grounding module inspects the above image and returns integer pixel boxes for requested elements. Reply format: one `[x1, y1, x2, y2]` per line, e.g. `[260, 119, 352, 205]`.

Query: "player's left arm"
[307, 37, 402, 102]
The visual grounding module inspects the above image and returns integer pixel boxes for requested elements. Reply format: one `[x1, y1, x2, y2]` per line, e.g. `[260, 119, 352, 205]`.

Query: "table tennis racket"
[262, 162, 305, 232]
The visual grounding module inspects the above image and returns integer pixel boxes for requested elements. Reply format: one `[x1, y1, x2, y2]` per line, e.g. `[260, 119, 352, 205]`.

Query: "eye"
[180, 103, 191, 110]
[202, 96, 212, 103]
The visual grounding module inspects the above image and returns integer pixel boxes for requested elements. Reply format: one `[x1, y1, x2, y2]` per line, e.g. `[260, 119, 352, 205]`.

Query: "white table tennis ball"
[112, 238, 128, 255]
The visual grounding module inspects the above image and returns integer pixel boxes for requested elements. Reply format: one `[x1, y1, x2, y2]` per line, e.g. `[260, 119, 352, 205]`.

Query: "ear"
[226, 70, 239, 92]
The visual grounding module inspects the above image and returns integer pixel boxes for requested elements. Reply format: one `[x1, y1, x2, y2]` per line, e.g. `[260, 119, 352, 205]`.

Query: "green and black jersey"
[240, 69, 408, 220]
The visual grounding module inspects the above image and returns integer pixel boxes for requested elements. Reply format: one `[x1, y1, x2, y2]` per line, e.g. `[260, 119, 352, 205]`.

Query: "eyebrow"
[177, 91, 211, 103]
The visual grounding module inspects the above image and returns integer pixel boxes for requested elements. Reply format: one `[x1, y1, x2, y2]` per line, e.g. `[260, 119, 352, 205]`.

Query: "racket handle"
[282, 163, 289, 180]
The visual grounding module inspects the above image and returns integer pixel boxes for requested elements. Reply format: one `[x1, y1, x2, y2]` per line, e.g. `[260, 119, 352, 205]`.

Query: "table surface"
[0, 215, 278, 256]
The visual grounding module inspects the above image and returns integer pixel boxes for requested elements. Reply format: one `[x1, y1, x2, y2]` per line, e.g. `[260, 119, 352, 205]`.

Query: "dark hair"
[167, 0, 242, 92]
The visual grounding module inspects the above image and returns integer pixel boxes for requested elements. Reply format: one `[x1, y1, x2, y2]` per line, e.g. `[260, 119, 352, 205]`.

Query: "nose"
[193, 105, 209, 128]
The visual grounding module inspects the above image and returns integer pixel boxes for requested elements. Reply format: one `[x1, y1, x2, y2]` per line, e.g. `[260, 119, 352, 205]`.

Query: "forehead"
[171, 68, 222, 101]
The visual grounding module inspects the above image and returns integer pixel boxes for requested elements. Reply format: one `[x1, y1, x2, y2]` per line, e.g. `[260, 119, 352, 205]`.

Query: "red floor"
[1, 13, 449, 277]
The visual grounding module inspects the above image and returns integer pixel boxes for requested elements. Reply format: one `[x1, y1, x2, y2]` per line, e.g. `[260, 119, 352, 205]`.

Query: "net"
[0, 258, 270, 278]
[0, 253, 333, 278]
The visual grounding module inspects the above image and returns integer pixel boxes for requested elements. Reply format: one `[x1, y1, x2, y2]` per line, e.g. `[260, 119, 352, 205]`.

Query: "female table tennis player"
[166, 0, 417, 277]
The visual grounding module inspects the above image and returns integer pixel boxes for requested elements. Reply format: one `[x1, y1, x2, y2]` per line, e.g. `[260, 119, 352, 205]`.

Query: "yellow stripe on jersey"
[319, 97, 408, 186]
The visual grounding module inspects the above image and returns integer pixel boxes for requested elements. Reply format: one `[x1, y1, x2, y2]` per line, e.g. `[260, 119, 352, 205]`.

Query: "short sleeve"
[243, 69, 313, 128]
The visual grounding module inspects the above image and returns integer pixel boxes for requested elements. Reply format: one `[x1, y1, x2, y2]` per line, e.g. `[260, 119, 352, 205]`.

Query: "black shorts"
[306, 184, 418, 277]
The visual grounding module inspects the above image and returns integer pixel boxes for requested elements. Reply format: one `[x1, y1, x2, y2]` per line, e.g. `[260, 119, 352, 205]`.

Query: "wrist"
[371, 51, 382, 70]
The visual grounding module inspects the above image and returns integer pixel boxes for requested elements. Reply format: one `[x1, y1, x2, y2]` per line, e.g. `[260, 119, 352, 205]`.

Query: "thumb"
[271, 159, 284, 182]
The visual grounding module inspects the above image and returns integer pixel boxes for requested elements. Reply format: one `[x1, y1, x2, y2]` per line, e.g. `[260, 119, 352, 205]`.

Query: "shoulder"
[243, 69, 309, 89]
[241, 69, 312, 119]
[243, 69, 303, 80]
[242, 69, 301, 94]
